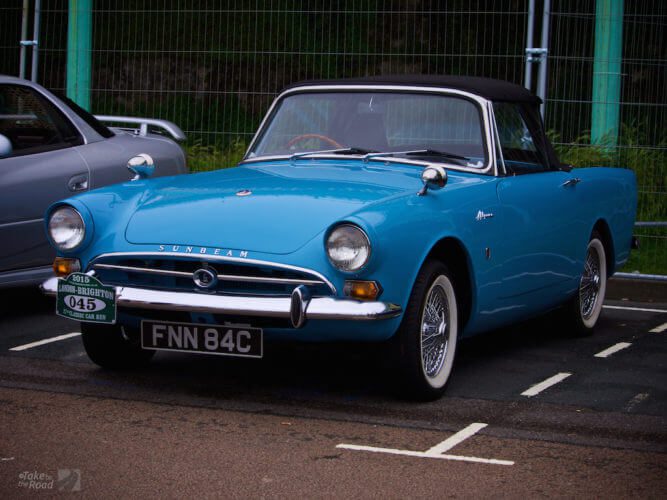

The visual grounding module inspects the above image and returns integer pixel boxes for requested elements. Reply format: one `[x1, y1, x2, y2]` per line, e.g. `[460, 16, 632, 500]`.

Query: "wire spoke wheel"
[579, 246, 601, 320]
[420, 283, 449, 378]
[566, 234, 607, 334]
[395, 260, 459, 400]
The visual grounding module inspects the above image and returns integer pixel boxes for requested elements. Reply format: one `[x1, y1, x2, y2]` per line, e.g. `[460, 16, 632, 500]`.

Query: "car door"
[0, 83, 90, 272]
[493, 102, 581, 313]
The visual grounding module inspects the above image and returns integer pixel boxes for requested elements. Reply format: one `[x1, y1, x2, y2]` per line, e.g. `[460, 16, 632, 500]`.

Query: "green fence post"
[66, 0, 92, 111]
[591, 0, 624, 147]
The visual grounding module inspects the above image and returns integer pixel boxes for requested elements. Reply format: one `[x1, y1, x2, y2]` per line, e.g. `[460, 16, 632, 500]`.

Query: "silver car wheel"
[419, 275, 458, 388]
[578, 238, 607, 329]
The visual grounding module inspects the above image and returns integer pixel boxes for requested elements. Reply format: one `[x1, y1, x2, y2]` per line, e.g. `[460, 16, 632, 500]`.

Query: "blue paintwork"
[47, 156, 637, 342]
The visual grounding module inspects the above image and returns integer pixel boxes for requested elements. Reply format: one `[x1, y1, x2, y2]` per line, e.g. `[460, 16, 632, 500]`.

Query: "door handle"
[68, 174, 89, 192]
[561, 177, 581, 188]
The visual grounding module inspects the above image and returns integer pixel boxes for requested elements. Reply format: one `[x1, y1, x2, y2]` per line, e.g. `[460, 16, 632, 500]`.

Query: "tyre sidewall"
[394, 260, 459, 400]
[580, 238, 607, 329]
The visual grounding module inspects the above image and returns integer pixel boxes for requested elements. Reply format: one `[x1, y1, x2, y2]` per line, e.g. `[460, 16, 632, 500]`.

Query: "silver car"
[0, 75, 188, 288]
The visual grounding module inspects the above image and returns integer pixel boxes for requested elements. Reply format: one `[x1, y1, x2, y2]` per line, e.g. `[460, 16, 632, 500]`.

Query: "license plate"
[141, 320, 262, 358]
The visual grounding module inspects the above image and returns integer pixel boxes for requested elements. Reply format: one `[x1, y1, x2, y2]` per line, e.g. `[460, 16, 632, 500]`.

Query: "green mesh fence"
[0, 0, 664, 274]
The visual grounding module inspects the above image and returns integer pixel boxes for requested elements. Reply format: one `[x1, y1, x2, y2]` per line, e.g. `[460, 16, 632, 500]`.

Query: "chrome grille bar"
[93, 263, 327, 287]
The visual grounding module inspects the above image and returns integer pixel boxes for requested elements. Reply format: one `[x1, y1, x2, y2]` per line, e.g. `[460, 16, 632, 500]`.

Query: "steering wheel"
[286, 133, 343, 150]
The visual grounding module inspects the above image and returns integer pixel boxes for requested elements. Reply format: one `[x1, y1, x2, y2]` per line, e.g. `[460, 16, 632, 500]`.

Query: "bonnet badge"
[193, 267, 218, 289]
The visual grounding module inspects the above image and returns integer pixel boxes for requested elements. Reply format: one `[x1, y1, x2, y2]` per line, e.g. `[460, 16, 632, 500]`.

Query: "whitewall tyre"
[395, 260, 459, 401]
[565, 232, 607, 336]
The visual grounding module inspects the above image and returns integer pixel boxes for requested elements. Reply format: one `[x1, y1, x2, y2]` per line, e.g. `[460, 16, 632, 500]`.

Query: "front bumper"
[40, 277, 402, 328]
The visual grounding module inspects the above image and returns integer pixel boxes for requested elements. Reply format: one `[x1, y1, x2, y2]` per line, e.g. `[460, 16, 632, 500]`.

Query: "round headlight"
[48, 206, 85, 251]
[326, 224, 371, 272]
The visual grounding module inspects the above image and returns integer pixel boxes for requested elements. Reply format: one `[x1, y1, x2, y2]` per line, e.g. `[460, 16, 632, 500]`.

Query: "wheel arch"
[423, 237, 475, 331]
[592, 218, 616, 276]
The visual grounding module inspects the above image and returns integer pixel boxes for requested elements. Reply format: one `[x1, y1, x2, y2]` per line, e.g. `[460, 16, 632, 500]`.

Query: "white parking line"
[649, 322, 667, 333]
[521, 372, 572, 397]
[603, 305, 667, 314]
[594, 342, 632, 358]
[425, 423, 488, 455]
[336, 422, 514, 466]
[9, 332, 81, 352]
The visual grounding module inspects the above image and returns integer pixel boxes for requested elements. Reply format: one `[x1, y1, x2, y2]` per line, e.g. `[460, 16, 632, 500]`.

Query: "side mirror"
[418, 165, 447, 196]
[127, 153, 155, 180]
[0, 133, 13, 158]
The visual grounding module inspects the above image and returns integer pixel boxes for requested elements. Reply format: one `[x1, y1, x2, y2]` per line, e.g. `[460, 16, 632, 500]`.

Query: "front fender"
[343, 173, 500, 336]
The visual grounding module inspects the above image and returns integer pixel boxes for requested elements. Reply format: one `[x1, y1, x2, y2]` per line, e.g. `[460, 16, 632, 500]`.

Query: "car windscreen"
[247, 91, 487, 167]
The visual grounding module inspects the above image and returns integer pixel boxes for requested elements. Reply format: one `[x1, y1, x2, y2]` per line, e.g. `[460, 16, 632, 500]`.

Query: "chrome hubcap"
[421, 284, 449, 378]
[580, 245, 601, 320]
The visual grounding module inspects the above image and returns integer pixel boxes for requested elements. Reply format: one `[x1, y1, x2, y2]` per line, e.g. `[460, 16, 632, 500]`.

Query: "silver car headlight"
[48, 206, 85, 251]
[326, 224, 371, 272]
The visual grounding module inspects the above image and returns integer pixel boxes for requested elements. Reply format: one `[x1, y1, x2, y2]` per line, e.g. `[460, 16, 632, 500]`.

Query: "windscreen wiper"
[290, 147, 378, 161]
[362, 149, 469, 164]
[403, 149, 470, 162]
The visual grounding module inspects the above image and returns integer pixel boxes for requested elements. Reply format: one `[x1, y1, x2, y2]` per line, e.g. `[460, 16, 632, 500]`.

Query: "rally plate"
[56, 273, 116, 324]
[141, 320, 263, 358]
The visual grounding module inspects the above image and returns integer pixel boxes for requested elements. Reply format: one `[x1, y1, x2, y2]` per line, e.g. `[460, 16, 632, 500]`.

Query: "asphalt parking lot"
[0, 284, 665, 497]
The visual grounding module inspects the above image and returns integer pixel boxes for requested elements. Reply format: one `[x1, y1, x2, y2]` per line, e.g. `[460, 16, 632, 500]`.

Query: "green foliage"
[184, 138, 248, 172]
[552, 124, 666, 275]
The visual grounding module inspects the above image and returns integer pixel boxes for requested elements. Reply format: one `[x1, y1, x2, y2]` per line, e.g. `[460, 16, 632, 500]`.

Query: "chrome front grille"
[89, 254, 335, 297]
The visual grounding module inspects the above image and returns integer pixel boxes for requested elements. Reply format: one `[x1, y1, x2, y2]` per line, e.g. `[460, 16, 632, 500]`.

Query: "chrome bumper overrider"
[40, 277, 402, 328]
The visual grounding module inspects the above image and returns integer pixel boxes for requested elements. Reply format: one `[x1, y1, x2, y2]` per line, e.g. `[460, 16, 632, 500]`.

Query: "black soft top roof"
[285, 75, 541, 104]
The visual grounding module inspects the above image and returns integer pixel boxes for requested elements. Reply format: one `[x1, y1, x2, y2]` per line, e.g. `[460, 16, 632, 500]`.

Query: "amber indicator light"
[53, 257, 81, 277]
[343, 280, 381, 300]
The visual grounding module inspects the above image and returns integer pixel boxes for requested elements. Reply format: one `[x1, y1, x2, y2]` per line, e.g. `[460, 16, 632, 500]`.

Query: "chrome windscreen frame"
[241, 84, 499, 176]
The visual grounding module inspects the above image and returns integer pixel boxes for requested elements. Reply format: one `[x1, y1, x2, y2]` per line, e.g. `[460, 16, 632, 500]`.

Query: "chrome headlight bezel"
[326, 223, 371, 272]
[47, 206, 86, 252]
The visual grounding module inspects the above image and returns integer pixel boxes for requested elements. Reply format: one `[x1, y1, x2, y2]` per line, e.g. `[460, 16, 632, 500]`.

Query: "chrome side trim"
[40, 277, 401, 322]
[89, 252, 337, 293]
[93, 263, 327, 287]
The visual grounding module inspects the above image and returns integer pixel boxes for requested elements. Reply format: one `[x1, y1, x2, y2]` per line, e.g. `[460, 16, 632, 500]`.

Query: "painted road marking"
[425, 422, 488, 455]
[337, 422, 514, 466]
[594, 342, 632, 358]
[9, 332, 81, 352]
[603, 305, 667, 314]
[649, 322, 667, 333]
[521, 372, 572, 397]
[624, 392, 649, 412]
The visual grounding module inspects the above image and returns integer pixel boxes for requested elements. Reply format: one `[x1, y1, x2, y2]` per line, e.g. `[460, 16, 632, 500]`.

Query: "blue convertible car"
[41, 76, 637, 400]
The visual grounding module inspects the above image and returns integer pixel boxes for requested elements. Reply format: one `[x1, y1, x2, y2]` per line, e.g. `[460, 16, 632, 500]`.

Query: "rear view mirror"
[127, 153, 155, 180]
